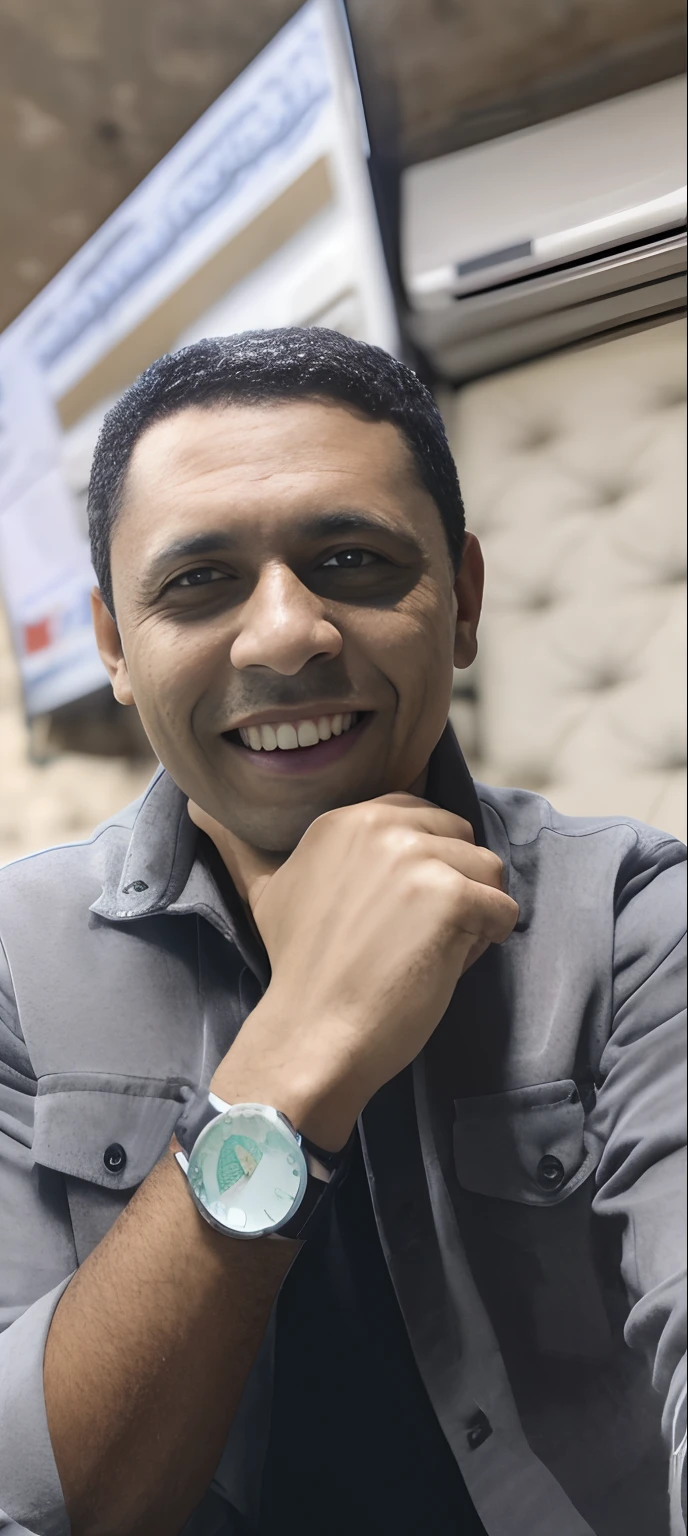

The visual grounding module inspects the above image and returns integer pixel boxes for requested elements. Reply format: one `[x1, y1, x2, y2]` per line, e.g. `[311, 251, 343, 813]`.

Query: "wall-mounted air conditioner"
[402, 76, 686, 381]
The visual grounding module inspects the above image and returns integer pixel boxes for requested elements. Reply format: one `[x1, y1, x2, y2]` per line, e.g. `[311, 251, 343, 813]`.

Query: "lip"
[221, 711, 373, 774]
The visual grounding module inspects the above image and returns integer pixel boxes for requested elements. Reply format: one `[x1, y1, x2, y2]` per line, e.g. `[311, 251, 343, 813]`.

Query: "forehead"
[118, 399, 429, 545]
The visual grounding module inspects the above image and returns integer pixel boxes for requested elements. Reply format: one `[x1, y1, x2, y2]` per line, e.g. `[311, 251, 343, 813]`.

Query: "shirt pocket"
[32, 1073, 193, 1263]
[453, 1078, 600, 1207]
[32, 1072, 191, 1189]
[452, 1080, 614, 1363]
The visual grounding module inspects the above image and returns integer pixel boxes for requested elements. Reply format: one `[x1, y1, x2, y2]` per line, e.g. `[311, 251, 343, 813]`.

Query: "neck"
[187, 801, 284, 906]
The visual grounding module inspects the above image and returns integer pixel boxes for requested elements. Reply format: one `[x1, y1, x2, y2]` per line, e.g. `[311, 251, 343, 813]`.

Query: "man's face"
[98, 399, 482, 852]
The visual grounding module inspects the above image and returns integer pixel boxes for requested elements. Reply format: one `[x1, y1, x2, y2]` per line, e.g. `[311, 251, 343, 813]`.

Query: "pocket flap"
[33, 1073, 192, 1189]
[453, 1079, 600, 1206]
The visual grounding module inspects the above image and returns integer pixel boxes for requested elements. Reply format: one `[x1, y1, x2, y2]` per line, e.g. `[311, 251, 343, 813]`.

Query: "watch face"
[188, 1104, 307, 1236]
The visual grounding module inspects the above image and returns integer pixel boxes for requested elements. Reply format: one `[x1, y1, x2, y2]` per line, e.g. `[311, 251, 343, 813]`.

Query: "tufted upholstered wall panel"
[446, 318, 687, 842]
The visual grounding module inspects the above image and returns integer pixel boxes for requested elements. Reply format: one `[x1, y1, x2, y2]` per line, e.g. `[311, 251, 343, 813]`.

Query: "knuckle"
[390, 826, 424, 859]
[356, 801, 384, 831]
[406, 858, 451, 900]
[306, 807, 339, 844]
[357, 804, 383, 841]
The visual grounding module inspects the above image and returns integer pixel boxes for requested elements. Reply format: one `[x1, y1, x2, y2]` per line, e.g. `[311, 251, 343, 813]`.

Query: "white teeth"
[275, 723, 299, 750]
[237, 712, 358, 751]
[297, 720, 319, 748]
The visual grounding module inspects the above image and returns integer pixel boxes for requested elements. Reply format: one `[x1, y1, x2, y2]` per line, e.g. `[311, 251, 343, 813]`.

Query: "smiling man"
[0, 329, 685, 1536]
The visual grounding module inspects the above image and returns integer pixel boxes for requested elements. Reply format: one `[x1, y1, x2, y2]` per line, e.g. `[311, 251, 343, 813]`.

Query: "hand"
[211, 794, 518, 1149]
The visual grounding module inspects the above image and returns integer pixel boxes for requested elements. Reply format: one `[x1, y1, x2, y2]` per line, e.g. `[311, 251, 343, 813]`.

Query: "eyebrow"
[143, 510, 423, 588]
[145, 532, 238, 587]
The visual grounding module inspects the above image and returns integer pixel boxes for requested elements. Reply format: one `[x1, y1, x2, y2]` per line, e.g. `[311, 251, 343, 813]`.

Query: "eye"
[320, 549, 381, 570]
[171, 567, 226, 588]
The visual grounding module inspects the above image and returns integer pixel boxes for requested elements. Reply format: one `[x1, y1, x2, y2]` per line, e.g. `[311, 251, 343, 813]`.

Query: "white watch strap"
[208, 1090, 231, 1115]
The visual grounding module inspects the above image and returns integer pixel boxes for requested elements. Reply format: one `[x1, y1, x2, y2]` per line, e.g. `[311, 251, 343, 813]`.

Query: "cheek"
[350, 584, 455, 703]
[124, 624, 215, 737]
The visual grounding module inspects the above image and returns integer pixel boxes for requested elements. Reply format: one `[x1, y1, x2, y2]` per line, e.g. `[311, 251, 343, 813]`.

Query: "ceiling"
[0, 0, 685, 334]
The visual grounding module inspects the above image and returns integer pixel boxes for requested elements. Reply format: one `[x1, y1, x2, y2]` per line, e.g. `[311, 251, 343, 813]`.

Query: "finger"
[372, 794, 476, 845]
[423, 835, 507, 891]
[242, 851, 283, 914]
[246, 872, 273, 916]
[453, 880, 519, 945]
[427, 859, 519, 944]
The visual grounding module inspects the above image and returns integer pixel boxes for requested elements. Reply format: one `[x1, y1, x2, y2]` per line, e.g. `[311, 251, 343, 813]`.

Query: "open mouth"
[222, 710, 371, 770]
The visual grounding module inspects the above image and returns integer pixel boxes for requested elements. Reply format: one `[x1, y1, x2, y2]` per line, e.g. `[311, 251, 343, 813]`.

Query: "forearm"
[44, 1149, 296, 1536]
[42, 795, 515, 1534]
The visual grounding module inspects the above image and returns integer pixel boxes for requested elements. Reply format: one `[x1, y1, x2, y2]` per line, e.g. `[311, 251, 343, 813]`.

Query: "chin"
[223, 803, 326, 856]
[229, 775, 387, 852]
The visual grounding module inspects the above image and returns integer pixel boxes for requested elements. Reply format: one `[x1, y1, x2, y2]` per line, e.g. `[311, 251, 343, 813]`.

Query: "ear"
[453, 532, 484, 671]
[90, 589, 134, 706]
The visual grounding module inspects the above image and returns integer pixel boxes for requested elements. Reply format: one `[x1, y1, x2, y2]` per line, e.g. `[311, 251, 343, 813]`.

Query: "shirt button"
[536, 1153, 565, 1191]
[103, 1142, 127, 1174]
[466, 1410, 493, 1450]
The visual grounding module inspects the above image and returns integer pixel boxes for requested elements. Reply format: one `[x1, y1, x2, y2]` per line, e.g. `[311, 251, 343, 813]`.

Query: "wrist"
[209, 998, 361, 1154]
[208, 1066, 358, 1155]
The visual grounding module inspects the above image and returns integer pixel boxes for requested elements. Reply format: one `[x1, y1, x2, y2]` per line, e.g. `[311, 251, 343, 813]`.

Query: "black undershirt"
[259, 1132, 486, 1535]
[198, 833, 484, 1533]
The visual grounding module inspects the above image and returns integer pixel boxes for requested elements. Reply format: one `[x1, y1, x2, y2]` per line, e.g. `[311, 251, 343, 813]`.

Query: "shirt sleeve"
[590, 832, 687, 1534]
[0, 938, 75, 1536]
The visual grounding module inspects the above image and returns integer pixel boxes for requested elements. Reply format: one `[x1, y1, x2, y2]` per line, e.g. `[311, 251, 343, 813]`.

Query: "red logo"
[23, 618, 53, 654]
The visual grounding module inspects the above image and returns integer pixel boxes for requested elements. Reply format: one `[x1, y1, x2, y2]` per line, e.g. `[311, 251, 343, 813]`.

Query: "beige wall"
[447, 318, 687, 843]
[0, 603, 152, 867]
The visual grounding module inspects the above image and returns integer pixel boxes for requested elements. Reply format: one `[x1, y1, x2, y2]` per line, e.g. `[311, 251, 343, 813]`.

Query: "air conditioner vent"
[402, 76, 687, 380]
[451, 227, 687, 303]
[457, 241, 533, 279]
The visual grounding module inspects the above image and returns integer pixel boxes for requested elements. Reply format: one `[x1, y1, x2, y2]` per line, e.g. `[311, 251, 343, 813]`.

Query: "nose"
[229, 563, 342, 675]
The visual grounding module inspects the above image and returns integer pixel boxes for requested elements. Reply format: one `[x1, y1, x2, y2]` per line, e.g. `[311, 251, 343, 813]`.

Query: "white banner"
[9, 2, 333, 405]
[0, 0, 397, 716]
[0, 344, 105, 715]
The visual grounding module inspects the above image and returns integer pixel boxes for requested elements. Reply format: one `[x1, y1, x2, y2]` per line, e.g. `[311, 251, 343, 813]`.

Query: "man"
[0, 329, 684, 1536]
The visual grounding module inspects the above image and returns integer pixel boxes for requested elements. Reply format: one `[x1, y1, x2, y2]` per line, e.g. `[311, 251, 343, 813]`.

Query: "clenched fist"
[211, 794, 518, 1149]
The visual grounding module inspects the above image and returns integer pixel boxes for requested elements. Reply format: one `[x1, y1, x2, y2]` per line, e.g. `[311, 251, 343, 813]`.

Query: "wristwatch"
[175, 1092, 345, 1240]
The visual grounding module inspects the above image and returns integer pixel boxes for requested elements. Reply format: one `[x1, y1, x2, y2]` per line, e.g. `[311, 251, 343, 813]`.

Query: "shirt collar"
[90, 766, 198, 921]
[426, 723, 487, 847]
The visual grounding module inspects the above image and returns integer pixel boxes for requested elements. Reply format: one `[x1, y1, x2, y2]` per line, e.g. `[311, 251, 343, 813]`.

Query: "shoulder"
[0, 782, 155, 1048]
[476, 781, 686, 909]
[475, 781, 683, 855]
[0, 781, 152, 912]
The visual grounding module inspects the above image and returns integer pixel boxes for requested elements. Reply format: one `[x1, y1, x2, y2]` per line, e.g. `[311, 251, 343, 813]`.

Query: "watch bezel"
[185, 1102, 308, 1239]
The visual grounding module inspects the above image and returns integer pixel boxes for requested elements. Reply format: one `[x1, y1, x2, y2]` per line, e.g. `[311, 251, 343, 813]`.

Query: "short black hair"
[87, 327, 465, 615]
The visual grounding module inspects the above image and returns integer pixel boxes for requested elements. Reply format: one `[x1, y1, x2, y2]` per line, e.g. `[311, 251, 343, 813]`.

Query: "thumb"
[244, 844, 286, 917]
[246, 869, 274, 917]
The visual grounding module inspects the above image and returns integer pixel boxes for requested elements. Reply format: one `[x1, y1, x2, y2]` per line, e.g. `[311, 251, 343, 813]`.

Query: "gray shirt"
[0, 727, 685, 1536]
